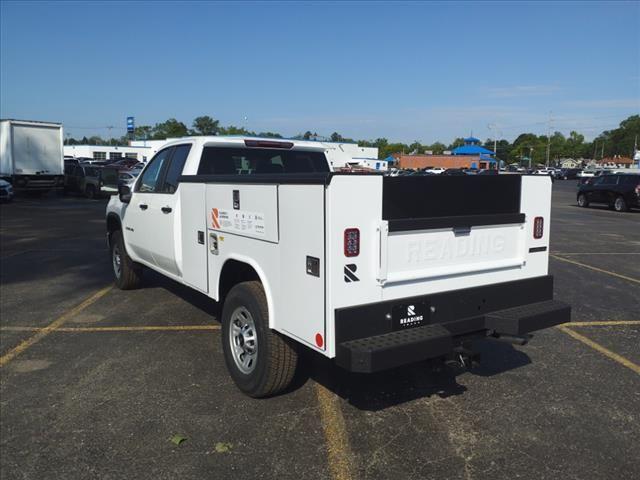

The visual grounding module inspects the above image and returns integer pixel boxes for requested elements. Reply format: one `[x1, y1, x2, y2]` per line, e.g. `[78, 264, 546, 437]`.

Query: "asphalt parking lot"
[1, 181, 638, 480]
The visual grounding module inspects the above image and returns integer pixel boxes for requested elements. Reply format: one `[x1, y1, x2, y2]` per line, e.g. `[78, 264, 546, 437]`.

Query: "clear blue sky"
[1, 1, 639, 143]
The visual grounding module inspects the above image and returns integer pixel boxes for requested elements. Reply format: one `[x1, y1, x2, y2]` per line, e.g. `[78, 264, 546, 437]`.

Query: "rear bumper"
[334, 275, 570, 373]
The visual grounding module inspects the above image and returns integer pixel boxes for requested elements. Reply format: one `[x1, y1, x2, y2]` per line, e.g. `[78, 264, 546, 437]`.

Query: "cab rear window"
[197, 147, 329, 175]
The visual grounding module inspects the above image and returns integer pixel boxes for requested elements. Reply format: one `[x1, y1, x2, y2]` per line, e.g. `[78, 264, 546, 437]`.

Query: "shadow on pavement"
[294, 338, 531, 411]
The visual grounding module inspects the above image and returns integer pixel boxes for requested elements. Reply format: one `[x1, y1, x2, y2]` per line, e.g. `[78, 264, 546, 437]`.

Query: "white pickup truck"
[106, 137, 570, 397]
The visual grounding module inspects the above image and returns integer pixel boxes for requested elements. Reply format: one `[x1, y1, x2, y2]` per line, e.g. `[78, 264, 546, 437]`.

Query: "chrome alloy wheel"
[112, 243, 122, 279]
[229, 307, 258, 374]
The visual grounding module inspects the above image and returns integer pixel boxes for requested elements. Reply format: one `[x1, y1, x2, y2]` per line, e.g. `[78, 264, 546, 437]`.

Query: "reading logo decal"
[344, 264, 359, 283]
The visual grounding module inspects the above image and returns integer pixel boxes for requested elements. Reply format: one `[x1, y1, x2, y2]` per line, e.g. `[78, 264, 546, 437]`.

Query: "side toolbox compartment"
[180, 182, 208, 292]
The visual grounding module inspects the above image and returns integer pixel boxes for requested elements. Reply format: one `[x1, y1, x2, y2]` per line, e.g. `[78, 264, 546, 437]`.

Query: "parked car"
[533, 168, 555, 177]
[0, 178, 14, 202]
[558, 168, 581, 180]
[577, 173, 640, 212]
[577, 169, 614, 185]
[64, 164, 119, 198]
[109, 158, 141, 170]
[118, 171, 139, 185]
[425, 166, 445, 174]
[442, 168, 467, 175]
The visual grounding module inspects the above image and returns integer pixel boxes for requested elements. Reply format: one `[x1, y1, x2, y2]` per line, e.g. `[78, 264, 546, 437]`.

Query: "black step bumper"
[334, 276, 570, 373]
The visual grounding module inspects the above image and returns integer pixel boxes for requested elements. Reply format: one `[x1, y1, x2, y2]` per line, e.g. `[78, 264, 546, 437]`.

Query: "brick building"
[395, 136, 497, 170]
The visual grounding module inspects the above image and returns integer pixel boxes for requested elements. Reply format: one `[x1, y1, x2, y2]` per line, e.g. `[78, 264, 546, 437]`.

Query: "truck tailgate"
[378, 175, 526, 284]
[382, 222, 525, 283]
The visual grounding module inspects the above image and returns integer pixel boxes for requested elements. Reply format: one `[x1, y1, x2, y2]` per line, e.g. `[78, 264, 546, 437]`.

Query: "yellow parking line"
[0, 285, 113, 368]
[557, 325, 640, 375]
[564, 321, 640, 327]
[0, 325, 221, 333]
[315, 383, 355, 480]
[550, 254, 640, 284]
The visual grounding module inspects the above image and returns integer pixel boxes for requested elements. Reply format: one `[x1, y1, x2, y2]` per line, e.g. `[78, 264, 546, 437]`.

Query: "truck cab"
[107, 137, 570, 397]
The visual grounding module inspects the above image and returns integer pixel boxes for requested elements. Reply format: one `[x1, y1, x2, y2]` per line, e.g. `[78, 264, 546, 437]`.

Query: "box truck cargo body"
[0, 119, 65, 191]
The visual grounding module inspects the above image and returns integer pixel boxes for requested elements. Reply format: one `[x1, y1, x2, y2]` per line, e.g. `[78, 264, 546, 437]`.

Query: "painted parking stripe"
[550, 254, 640, 284]
[0, 285, 113, 367]
[557, 326, 640, 375]
[564, 321, 640, 327]
[0, 325, 221, 333]
[315, 383, 355, 480]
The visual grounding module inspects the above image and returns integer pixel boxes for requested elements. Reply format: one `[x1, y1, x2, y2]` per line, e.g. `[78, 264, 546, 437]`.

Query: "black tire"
[221, 281, 298, 398]
[85, 185, 96, 199]
[577, 193, 589, 208]
[614, 196, 628, 212]
[110, 230, 142, 290]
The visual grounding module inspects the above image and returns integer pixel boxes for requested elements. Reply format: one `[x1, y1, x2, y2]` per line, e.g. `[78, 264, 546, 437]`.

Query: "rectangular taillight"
[533, 217, 544, 239]
[344, 228, 360, 257]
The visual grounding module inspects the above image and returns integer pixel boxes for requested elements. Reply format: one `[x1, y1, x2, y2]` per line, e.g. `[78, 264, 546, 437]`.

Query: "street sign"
[126, 116, 135, 133]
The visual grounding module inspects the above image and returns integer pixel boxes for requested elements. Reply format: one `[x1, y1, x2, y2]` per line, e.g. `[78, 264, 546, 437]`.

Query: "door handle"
[139, 204, 148, 210]
[161, 206, 172, 214]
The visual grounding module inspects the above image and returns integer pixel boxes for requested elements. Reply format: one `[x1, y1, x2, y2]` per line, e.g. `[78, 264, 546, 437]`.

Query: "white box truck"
[106, 137, 570, 397]
[0, 119, 65, 192]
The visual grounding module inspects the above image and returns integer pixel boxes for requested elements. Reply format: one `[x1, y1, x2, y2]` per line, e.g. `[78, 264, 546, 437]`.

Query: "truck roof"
[1, 118, 63, 127]
[160, 136, 331, 152]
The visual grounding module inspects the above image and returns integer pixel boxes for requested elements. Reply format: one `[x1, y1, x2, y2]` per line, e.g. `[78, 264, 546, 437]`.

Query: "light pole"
[529, 147, 533, 170]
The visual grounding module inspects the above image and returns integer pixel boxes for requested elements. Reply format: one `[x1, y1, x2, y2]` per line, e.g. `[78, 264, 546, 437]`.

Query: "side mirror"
[118, 183, 132, 204]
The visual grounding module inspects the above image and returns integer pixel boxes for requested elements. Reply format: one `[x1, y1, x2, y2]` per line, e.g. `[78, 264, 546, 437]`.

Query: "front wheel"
[614, 196, 628, 212]
[110, 230, 142, 290]
[221, 281, 298, 397]
[577, 194, 589, 208]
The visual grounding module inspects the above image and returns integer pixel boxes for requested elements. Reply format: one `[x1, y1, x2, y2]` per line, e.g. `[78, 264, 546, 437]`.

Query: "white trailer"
[106, 137, 570, 397]
[0, 119, 65, 191]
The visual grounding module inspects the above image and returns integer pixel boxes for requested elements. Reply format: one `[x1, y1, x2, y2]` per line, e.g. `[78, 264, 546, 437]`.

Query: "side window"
[592, 176, 604, 185]
[137, 147, 174, 193]
[160, 144, 192, 194]
[601, 176, 618, 185]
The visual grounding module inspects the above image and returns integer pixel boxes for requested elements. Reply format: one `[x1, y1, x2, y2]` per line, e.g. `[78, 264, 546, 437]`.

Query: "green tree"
[219, 125, 254, 136]
[427, 142, 446, 154]
[151, 118, 189, 139]
[448, 137, 465, 150]
[257, 132, 283, 138]
[191, 116, 220, 136]
[134, 125, 152, 140]
[330, 132, 344, 142]
[409, 141, 423, 154]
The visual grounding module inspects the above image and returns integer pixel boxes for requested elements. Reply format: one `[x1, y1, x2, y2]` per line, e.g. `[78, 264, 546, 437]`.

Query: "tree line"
[65, 114, 640, 164]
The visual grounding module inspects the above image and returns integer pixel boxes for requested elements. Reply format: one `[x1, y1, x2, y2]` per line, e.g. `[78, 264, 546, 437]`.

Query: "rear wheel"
[111, 230, 142, 290]
[221, 281, 298, 397]
[577, 193, 589, 208]
[614, 196, 628, 212]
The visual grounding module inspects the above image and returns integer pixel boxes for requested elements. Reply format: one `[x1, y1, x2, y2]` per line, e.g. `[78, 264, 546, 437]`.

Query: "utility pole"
[529, 147, 533, 170]
[601, 141, 605, 160]
[593, 140, 597, 160]
[545, 111, 553, 167]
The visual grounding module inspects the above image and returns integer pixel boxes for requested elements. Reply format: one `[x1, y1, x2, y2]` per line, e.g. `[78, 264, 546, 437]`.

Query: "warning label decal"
[211, 208, 266, 236]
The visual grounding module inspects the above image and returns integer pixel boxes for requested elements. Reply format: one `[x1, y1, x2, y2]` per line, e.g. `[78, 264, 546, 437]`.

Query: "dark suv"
[577, 173, 640, 212]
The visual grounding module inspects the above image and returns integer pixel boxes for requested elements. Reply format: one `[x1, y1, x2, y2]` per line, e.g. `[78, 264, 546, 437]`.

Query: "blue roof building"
[452, 137, 495, 156]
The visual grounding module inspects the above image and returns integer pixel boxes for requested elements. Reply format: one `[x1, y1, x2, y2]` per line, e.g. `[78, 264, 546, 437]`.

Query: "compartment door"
[277, 185, 326, 350]
[180, 183, 208, 292]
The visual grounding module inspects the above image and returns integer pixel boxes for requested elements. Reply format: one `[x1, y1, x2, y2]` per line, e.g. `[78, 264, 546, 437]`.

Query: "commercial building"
[64, 145, 152, 162]
[396, 136, 497, 170]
